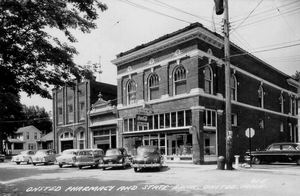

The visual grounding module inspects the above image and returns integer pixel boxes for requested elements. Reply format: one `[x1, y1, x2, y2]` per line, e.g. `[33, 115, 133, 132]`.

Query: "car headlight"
[119, 159, 123, 163]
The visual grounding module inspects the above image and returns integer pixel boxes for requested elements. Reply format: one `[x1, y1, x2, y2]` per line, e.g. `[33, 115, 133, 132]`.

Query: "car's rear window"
[137, 147, 157, 155]
[105, 149, 120, 156]
[63, 150, 77, 155]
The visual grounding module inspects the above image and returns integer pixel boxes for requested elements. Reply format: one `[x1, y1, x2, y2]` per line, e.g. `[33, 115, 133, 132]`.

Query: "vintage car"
[74, 149, 104, 169]
[0, 153, 5, 162]
[11, 150, 35, 164]
[131, 146, 163, 172]
[31, 149, 56, 166]
[99, 148, 131, 170]
[56, 149, 79, 168]
[248, 142, 300, 165]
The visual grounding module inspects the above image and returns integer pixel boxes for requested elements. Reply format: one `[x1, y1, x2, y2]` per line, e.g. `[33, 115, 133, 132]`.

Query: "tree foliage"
[291, 71, 300, 81]
[0, 0, 107, 99]
[22, 105, 52, 134]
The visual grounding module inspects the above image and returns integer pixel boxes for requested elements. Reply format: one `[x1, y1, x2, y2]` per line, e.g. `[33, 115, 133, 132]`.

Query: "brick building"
[52, 79, 117, 153]
[112, 23, 299, 164]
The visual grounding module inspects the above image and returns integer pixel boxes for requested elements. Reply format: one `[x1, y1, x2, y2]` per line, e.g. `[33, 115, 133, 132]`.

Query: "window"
[204, 66, 213, 94]
[58, 106, 63, 124]
[127, 80, 137, 105]
[231, 114, 237, 126]
[174, 66, 187, 95]
[68, 104, 73, 113]
[77, 131, 85, 149]
[290, 96, 296, 115]
[26, 132, 29, 140]
[268, 144, 280, 151]
[230, 75, 237, 101]
[34, 132, 37, 140]
[279, 93, 284, 113]
[280, 122, 284, 132]
[28, 143, 35, 150]
[79, 102, 85, 120]
[148, 74, 159, 100]
[258, 85, 264, 108]
[203, 109, 216, 127]
[58, 107, 63, 115]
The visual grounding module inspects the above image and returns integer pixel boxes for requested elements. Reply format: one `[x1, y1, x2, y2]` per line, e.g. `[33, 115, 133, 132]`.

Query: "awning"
[8, 139, 25, 143]
[89, 119, 117, 128]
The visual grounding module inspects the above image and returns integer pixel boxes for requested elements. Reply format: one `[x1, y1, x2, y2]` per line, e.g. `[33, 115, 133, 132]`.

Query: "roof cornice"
[111, 27, 224, 66]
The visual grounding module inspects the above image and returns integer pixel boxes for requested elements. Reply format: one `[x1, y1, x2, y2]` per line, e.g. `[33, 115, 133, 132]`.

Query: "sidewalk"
[166, 162, 300, 175]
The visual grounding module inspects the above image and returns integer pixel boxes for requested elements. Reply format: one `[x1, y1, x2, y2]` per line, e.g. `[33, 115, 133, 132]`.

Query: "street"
[1, 161, 300, 196]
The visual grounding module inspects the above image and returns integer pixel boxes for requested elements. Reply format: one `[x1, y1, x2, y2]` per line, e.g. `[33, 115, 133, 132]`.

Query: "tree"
[292, 71, 300, 81]
[0, 0, 107, 99]
[22, 105, 52, 134]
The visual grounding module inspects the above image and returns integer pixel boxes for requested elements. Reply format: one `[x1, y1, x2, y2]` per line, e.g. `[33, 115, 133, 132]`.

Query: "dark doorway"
[97, 144, 110, 153]
[61, 140, 73, 152]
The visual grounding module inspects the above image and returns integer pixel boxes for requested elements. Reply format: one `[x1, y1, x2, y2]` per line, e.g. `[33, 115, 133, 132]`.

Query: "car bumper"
[99, 163, 125, 167]
[131, 163, 161, 168]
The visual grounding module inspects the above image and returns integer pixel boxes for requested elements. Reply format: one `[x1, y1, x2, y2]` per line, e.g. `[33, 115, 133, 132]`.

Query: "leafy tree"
[0, 0, 107, 99]
[291, 71, 300, 81]
[22, 105, 52, 134]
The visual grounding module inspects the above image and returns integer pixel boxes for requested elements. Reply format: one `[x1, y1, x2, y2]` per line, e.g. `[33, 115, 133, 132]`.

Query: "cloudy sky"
[21, 0, 300, 112]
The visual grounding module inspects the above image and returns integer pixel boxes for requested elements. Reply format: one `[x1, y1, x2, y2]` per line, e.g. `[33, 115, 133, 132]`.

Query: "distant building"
[6, 125, 42, 154]
[36, 132, 54, 150]
[89, 94, 118, 153]
[111, 23, 299, 164]
[52, 79, 117, 153]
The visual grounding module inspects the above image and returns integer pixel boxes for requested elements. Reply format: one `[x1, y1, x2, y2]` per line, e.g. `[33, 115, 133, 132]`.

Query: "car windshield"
[105, 149, 120, 156]
[35, 151, 47, 156]
[62, 150, 77, 155]
[20, 151, 29, 155]
[137, 147, 157, 155]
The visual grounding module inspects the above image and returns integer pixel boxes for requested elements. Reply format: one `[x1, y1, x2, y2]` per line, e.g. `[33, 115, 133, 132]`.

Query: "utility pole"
[223, 0, 233, 170]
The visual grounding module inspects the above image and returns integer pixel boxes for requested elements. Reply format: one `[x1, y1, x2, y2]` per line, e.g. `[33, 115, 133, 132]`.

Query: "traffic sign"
[245, 128, 255, 138]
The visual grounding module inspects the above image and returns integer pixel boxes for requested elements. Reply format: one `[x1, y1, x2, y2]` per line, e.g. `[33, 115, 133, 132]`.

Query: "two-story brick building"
[52, 79, 117, 153]
[112, 23, 299, 164]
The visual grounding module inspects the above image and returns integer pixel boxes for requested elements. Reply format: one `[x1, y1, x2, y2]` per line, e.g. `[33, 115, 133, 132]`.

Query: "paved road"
[1, 161, 300, 196]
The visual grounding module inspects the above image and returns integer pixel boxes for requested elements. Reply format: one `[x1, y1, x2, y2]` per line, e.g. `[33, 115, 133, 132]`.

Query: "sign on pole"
[245, 128, 255, 138]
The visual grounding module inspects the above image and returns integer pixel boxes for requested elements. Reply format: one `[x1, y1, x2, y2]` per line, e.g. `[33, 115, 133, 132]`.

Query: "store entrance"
[61, 140, 73, 152]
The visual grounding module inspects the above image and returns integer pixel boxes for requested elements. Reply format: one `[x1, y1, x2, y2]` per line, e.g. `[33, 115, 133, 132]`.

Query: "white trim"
[122, 126, 192, 135]
[117, 48, 297, 97]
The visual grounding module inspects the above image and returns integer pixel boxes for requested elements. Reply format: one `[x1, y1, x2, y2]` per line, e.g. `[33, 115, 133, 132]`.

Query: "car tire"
[59, 163, 63, 168]
[102, 167, 106, 170]
[33, 163, 36, 166]
[134, 168, 138, 172]
[296, 159, 300, 165]
[27, 160, 30, 164]
[16, 162, 20, 165]
[253, 157, 261, 164]
[94, 164, 99, 169]
[78, 166, 82, 169]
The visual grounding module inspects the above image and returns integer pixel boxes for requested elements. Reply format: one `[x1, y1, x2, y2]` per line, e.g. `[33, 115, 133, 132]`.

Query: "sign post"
[245, 128, 255, 167]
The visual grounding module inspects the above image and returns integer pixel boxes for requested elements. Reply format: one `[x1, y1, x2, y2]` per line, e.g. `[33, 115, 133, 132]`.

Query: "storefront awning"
[89, 119, 117, 128]
[8, 139, 25, 143]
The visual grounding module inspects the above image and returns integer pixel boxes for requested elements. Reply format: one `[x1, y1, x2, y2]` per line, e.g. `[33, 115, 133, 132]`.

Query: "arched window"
[173, 66, 187, 95]
[279, 93, 284, 113]
[127, 80, 137, 105]
[258, 85, 264, 108]
[230, 75, 237, 101]
[148, 73, 159, 100]
[77, 131, 85, 149]
[204, 66, 213, 94]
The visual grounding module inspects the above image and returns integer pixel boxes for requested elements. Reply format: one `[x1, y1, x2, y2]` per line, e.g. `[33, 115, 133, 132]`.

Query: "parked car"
[248, 142, 300, 165]
[56, 149, 79, 168]
[0, 153, 5, 162]
[131, 146, 163, 172]
[31, 149, 56, 166]
[74, 149, 104, 169]
[100, 148, 131, 170]
[11, 150, 35, 165]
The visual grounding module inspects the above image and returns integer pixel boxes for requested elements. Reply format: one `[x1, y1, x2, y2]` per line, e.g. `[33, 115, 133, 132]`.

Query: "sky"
[20, 0, 300, 112]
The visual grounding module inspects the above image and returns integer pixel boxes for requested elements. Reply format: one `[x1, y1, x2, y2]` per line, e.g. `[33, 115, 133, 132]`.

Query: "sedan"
[56, 149, 79, 168]
[31, 149, 56, 166]
[131, 146, 164, 172]
[74, 149, 104, 169]
[100, 148, 131, 170]
[248, 142, 300, 165]
[11, 150, 35, 165]
[0, 153, 5, 162]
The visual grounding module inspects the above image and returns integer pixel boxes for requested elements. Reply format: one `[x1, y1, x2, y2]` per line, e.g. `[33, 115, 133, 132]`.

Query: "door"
[61, 140, 73, 152]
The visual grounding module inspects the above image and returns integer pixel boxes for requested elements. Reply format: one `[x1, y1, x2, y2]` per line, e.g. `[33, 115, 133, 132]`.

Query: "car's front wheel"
[78, 166, 82, 169]
[134, 168, 138, 172]
[59, 163, 63, 168]
[253, 157, 261, 164]
[16, 162, 20, 165]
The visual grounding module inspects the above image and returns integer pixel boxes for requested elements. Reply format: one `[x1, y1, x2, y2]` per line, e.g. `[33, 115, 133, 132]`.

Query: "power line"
[231, 0, 264, 32]
[117, 0, 192, 24]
